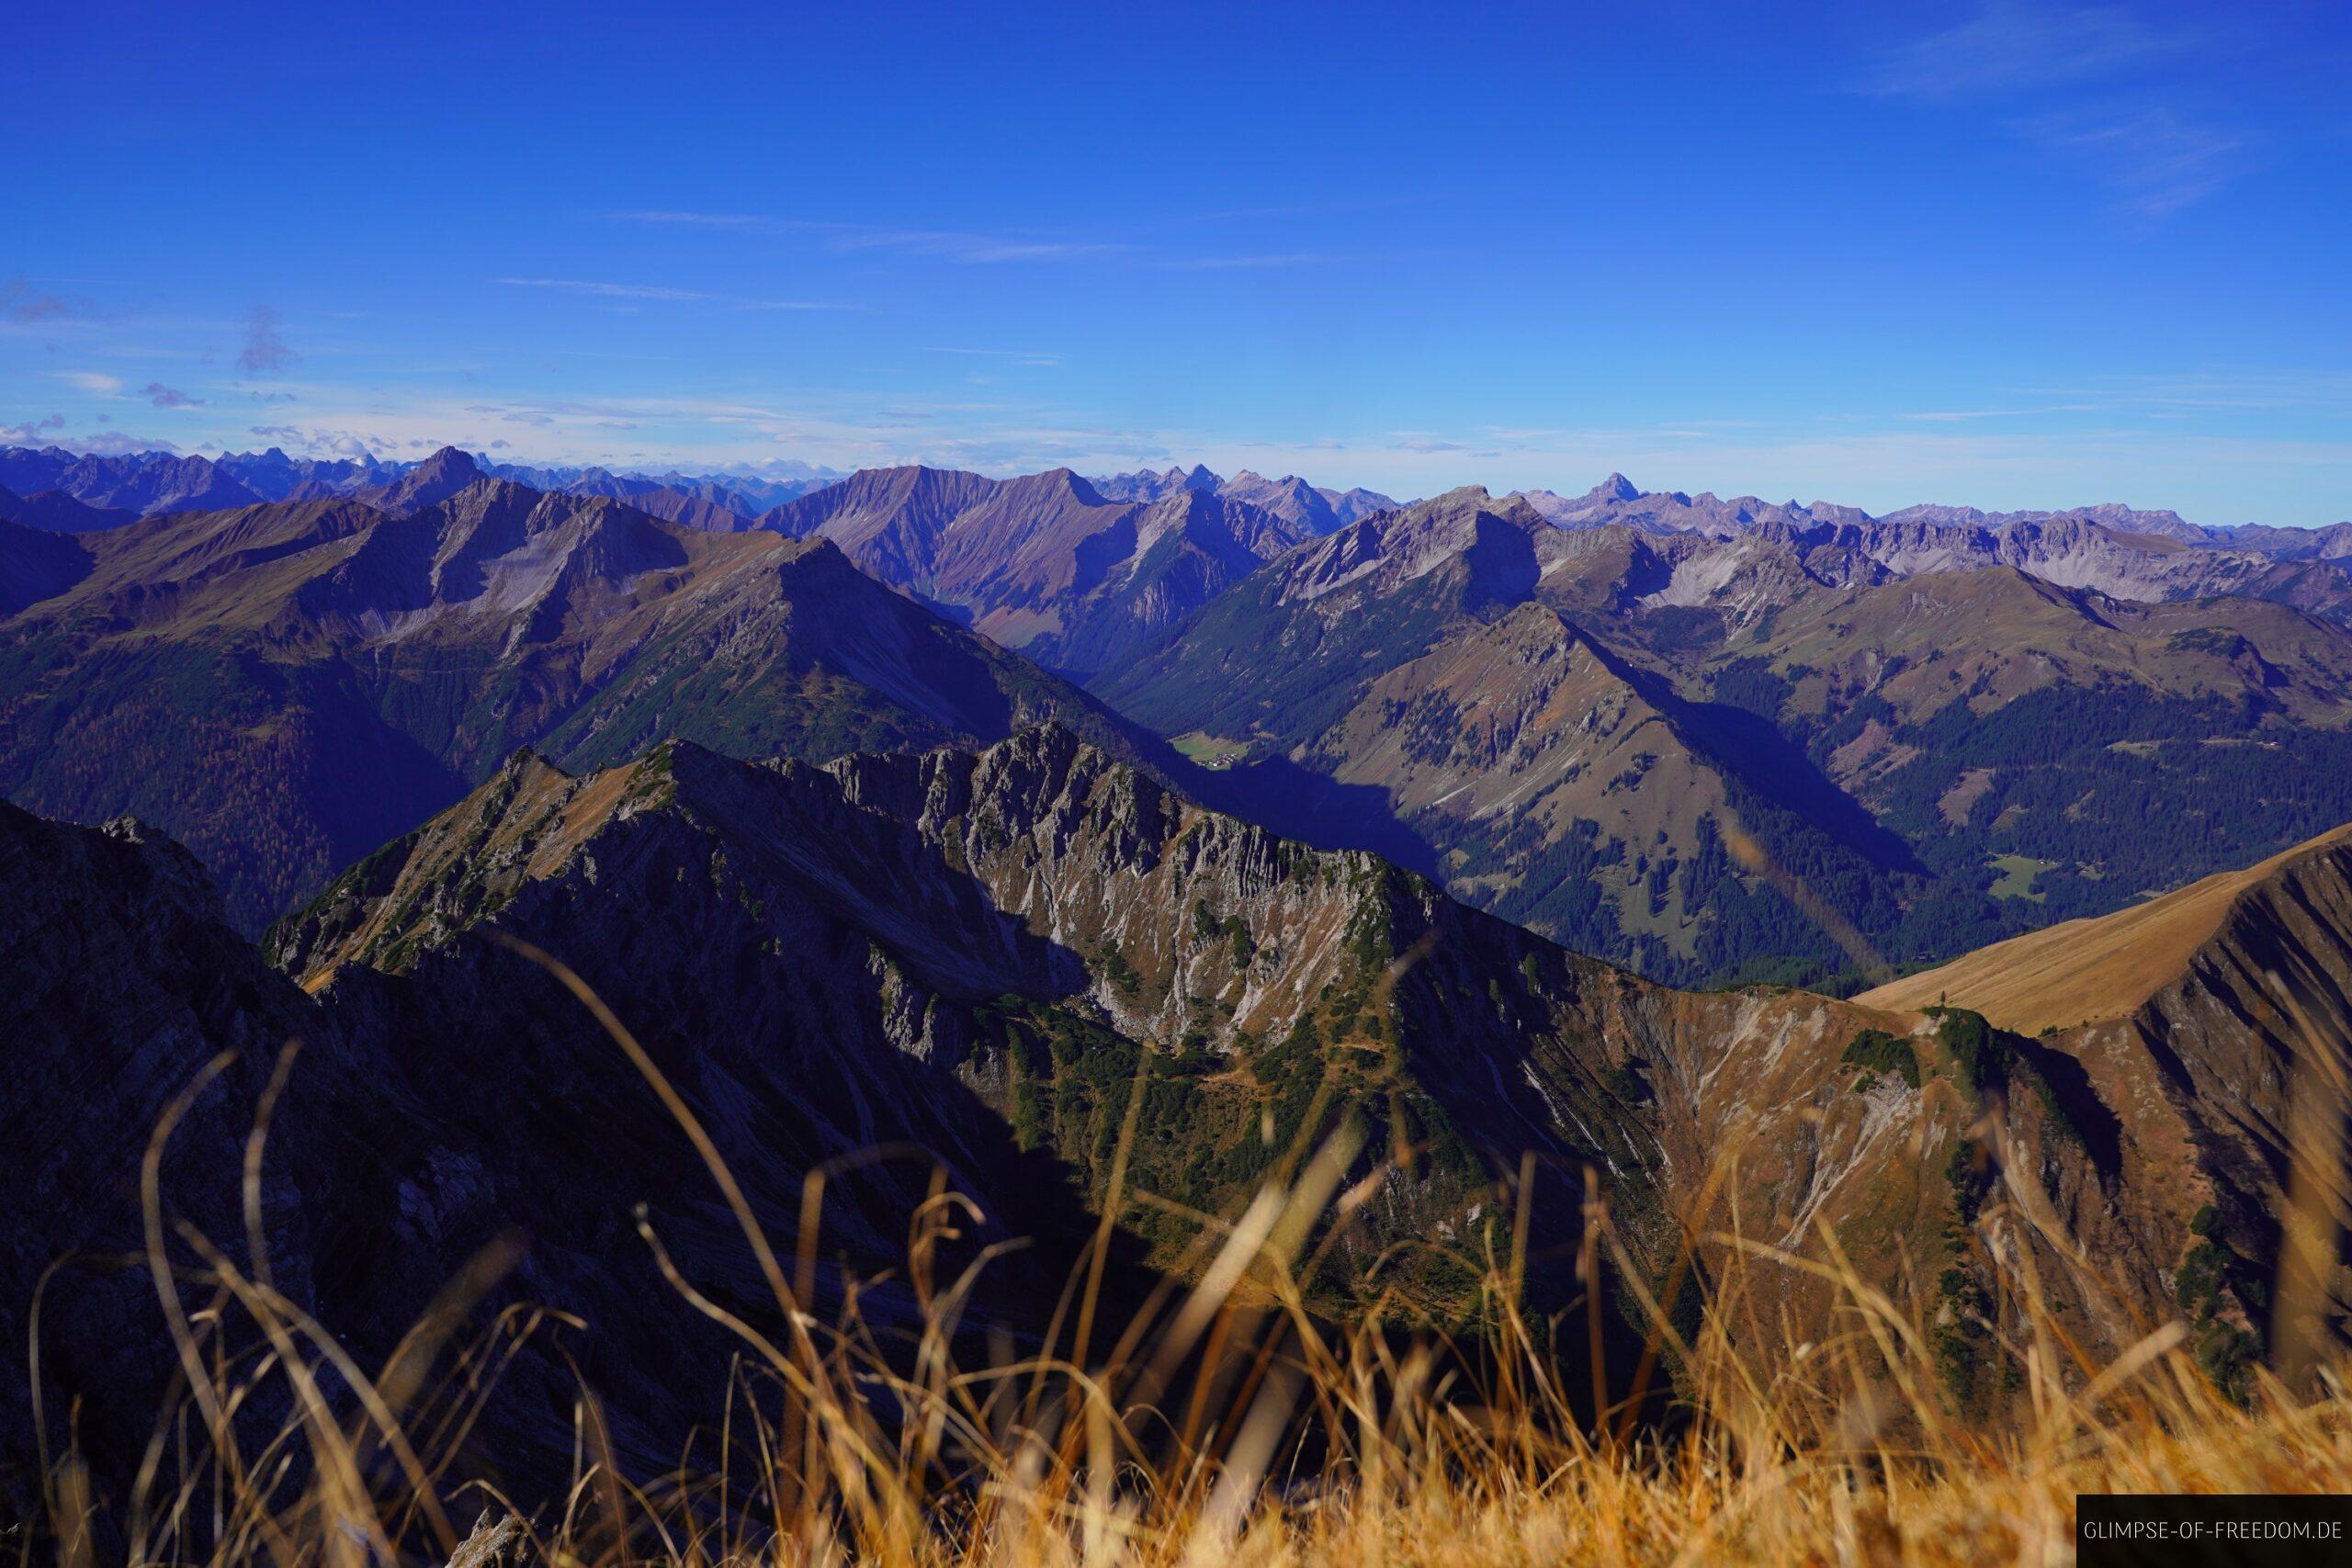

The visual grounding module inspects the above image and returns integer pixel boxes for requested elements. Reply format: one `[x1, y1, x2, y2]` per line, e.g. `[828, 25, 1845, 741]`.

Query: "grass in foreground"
[28, 944, 2352, 1566]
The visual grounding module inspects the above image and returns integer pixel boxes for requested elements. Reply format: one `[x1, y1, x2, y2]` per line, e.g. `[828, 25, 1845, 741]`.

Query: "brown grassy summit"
[1860, 818, 2352, 1033]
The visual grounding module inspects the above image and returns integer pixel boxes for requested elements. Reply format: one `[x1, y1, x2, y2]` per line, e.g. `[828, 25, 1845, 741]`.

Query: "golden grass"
[28, 938, 2352, 1568]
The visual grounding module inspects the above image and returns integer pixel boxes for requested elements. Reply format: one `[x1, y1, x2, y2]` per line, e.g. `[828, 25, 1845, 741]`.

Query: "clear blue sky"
[9, 1, 2350, 523]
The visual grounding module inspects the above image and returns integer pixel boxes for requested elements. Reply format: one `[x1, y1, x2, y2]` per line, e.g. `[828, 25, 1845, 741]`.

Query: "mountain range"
[1099, 484, 2352, 984]
[0, 443, 844, 534]
[7, 434, 2352, 1519]
[6, 446, 2352, 991]
[752, 464, 1336, 675]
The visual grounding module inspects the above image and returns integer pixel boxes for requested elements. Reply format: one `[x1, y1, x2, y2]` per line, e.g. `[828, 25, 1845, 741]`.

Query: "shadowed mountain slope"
[1865, 817, 2352, 1380]
[0, 481, 133, 534]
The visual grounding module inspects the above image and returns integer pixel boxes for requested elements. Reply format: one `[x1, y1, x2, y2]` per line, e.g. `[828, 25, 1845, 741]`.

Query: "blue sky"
[9, 0, 2351, 523]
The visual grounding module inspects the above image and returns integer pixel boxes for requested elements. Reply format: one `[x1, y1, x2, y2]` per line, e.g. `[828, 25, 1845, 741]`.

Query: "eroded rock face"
[2042, 836, 2352, 1367]
[7, 728, 2342, 1517]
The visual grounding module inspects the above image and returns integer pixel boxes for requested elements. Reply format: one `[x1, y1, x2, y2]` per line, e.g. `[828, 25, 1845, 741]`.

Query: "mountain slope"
[352, 444, 486, 514]
[761, 465, 1314, 674]
[0, 516, 92, 615]
[1710, 568, 2352, 956]
[1095, 489, 1930, 982]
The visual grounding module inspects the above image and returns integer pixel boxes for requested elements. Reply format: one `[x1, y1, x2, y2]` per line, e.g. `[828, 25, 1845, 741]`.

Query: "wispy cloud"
[607, 210, 1391, 271]
[499, 277, 713, 301]
[2008, 369, 2352, 412]
[613, 210, 1129, 264]
[139, 381, 204, 409]
[57, 370, 122, 394]
[1864, 1, 2181, 97]
[495, 276, 861, 310]
[238, 306, 298, 375]
[1864, 3, 2245, 220]
[34, 429, 182, 457]
[2018, 105, 2247, 218]
[1, 279, 75, 322]
[924, 346, 1063, 367]
[1147, 253, 1340, 271]
[0, 413, 66, 442]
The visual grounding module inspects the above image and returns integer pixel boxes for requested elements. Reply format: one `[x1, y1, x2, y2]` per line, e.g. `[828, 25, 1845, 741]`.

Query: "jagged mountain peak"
[415, 444, 481, 477]
[1000, 466, 1107, 506]
[356, 446, 486, 517]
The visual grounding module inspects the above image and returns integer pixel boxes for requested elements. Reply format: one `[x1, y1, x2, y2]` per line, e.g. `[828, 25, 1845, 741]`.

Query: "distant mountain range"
[1510, 471, 2352, 559]
[1092, 463, 1399, 532]
[0, 443, 845, 533]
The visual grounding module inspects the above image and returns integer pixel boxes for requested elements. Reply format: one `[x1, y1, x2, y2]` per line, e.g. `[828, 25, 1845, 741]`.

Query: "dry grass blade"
[30, 935, 2352, 1567]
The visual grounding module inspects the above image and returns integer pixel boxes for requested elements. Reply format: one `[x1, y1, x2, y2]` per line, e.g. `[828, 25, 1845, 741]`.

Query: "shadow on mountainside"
[6, 783, 1170, 1529]
[1173, 750, 1442, 880]
[1576, 634, 1925, 878]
